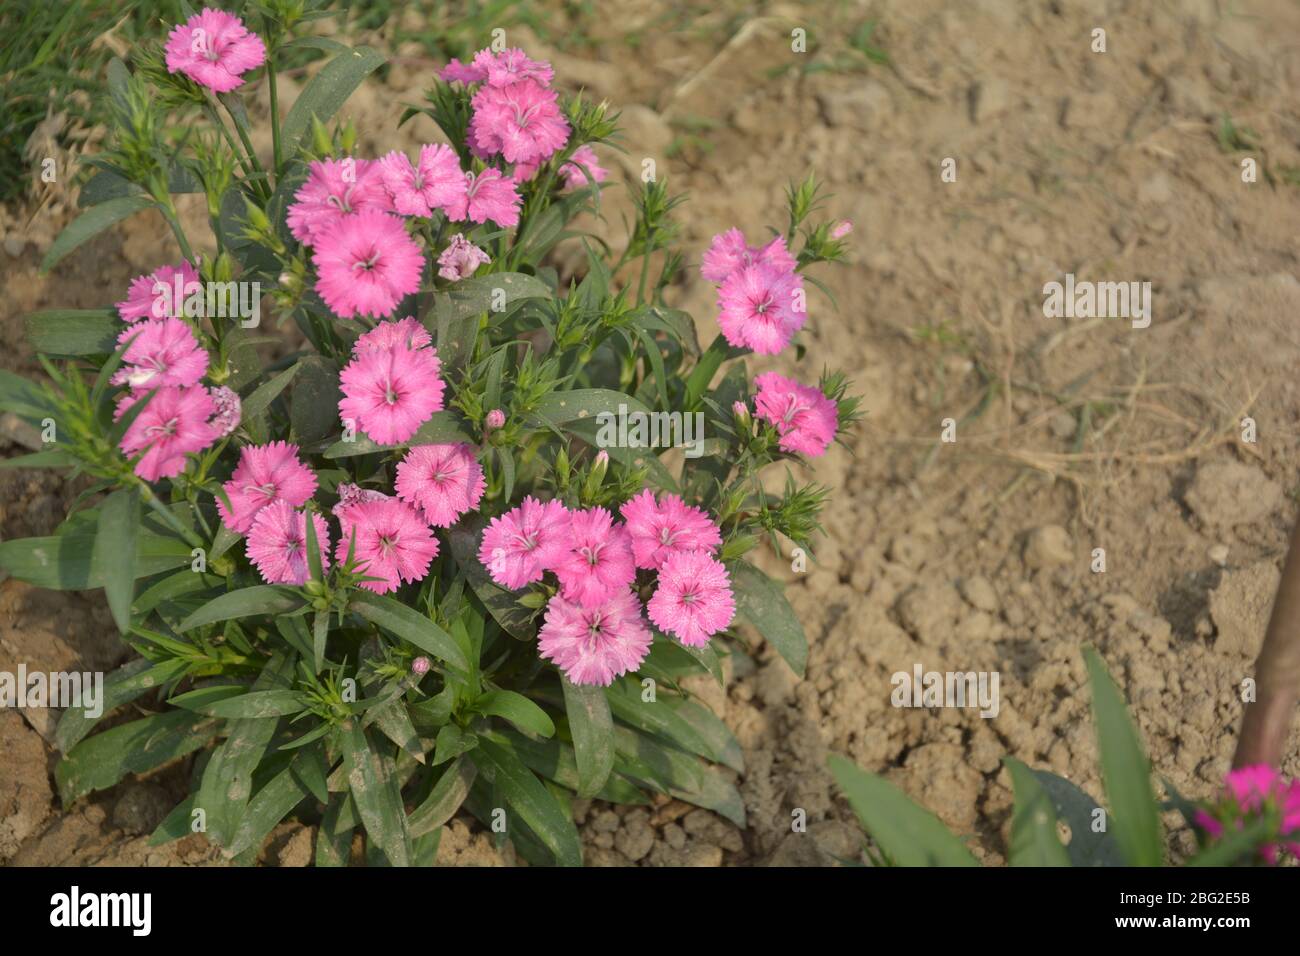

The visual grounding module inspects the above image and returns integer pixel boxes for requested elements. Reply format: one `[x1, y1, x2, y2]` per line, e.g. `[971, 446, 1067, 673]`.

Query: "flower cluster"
[1195, 765, 1300, 864]
[478, 490, 734, 686]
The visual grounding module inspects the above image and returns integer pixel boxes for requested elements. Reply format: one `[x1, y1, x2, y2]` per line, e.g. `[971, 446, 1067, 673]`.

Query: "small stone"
[1024, 525, 1073, 569]
[3, 237, 24, 258]
[663, 823, 687, 850]
[590, 809, 620, 833]
[1208, 544, 1229, 567]
[969, 78, 1011, 123]
[615, 810, 656, 862]
[958, 575, 999, 613]
[816, 80, 893, 130]
[1049, 411, 1077, 439]
[1185, 462, 1283, 529]
[110, 782, 172, 835]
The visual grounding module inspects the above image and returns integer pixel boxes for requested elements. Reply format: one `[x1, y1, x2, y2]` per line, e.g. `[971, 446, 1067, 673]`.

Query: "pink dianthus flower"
[312, 210, 424, 319]
[716, 264, 805, 355]
[334, 498, 438, 594]
[469, 80, 570, 166]
[118, 385, 218, 482]
[112, 318, 209, 392]
[164, 8, 266, 93]
[395, 443, 485, 528]
[646, 549, 736, 648]
[552, 507, 637, 609]
[246, 500, 330, 585]
[286, 158, 391, 247]
[700, 229, 797, 283]
[377, 145, 467, 218]
[618, 489, 722, 571]
[216, 441, 318, 534]
[116, 262, 201, 323]
[538, 589, 653, 686]
[753, 372, 838, 457]
[478, 496, 570, 589]
[338, 343, 445, 446]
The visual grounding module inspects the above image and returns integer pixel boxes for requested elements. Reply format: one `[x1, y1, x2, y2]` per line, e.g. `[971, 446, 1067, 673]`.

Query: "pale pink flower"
[207, 385, 242, 437]
[118, 385, 218, 482]
[478, 496, 570, 589]
[164, 8, 266, 93]
[116, 262, 201, 323]
[439, 57, 486, 85]
[395, 443, 485, 528]
[753, 372, 838, 457]
[334, 498, 438, 594]
[286, 158, 391, 247]
[411, 656, 431, 676]
[444, 169, 522, 228]
[647, 550, 735, 647]
[484, 409, 506, 430]
[510, 160, 540, 184]
[246, 500, 330, 585]
[619, 489, 722, 570]
[332, 482, 390, 519]
[312, 210, 425, 319]
[716, 264, 805, 354]
[538, 589, 653, 686]
[700, 229, 797, 283]
[472, 48, 554, 88]
[469, 80, 570, 166]
[830, 219, 853, 239]
[338, 343, 445, 445]
[377, 145, 467, 218]
[112, 318, 209, 392]
[352, 316, 432, 356]
[559, 145, 607, 190]
[552, 507, 637, 609]
[216, 440, 318, 534]
[437, 234, 491, 281]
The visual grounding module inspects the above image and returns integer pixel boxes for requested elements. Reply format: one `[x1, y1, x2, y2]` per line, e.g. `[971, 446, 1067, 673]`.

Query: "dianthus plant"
[0, 3, 861, 866]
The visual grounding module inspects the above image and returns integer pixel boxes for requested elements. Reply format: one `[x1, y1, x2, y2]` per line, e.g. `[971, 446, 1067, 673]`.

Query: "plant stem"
[161, 201, 196, 264]
[268, 61, 282, 173]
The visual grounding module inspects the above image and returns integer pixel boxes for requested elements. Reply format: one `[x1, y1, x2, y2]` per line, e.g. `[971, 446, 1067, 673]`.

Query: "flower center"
[659, 527, 676, 546]
[145, 416, 179, 438]
[580, 544, 601, 567]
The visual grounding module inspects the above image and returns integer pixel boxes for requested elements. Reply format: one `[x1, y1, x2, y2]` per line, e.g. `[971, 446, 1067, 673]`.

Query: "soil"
[4, 0, 1300, 866]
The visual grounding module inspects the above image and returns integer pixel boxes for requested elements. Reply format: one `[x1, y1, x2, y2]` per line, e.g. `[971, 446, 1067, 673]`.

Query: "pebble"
[1024, 525, 1074, 569]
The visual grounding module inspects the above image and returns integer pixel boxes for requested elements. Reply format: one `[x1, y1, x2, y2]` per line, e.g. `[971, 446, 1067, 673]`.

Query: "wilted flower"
[437, 234, 491, 281]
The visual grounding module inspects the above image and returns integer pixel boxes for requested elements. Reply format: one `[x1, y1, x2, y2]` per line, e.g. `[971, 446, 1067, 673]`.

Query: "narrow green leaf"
[280, 46, 386, 158]
[92, 488, 139, 633]
[24, 309, 119, 356]
[56, 711, 214, 804]
[179, 585, 304, 631]
[729, 560, 808, 676]
[562, 678, 614, 798]
[340, 719, 412, 867]
[469, 737, 582, 867]
[408, 757, 477, 838]
[1005, 758, 1071, 866]
[350, 591, 469, 674]
[475, 689, 555, 738]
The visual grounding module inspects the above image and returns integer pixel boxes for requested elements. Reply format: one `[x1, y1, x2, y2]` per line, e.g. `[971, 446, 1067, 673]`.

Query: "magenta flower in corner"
[116, 262, 200, 323]
[164, 8, 266, 93]
[112, 318, 209, 392]
[552, 507, 637, 609]
[334, 498, 438, 594]
[395, 443, 486, 528]
[716, 264, 805, 355]
[437, 234, 491, 281]
[647, 549, 736, 648]
[377, 145, 467, 218]
[538, 589, 653, 687]
[338, 343, 445, 446]
[619, 488, 723, 571]
[118, 385, 218, 482]
[478, 496, 571, 589]
[312, 210, 424, 318]
[216, 441, 319, 534]
[246, 500, 331, 586]
[753, 372, 838, 457]
[1195, 764, 1300, 864]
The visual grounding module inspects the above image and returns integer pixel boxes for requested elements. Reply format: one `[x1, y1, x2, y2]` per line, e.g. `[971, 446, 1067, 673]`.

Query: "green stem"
[161, 201, 196, 264]
[269, 61, 282, 173]
[137, 482, 204, 549]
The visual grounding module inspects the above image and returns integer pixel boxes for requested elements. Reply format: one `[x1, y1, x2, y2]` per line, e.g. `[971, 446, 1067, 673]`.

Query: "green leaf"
[369, 699, 425, 763]
[350, 591, 469, 674]
[174, 688, 305, 719]
[669, 762, 746, 828]
[729, 560, 808, 676]
[280, 46, 387, 159]
[340, 719, 412, 867]
[604, 678, 738, 769]
[56, 711, 214, 804]
[41, 196, 156, 273]
[561, 678, 614, 798]
[1005, 758, 1071, 866]
[469, 736, 583, 867]
[80, 165, 200, 207]
[92, 488, 139, 634]
[1084, 646, 1164, 866]
[0, 530, 191, 590]
[447, 520, 537, 641]
[0, 449, 75, 469]
[239, 361, 300, 441]
[178, 585, 304, 631]
[475, 689, 555, 738]
[55, 657, 186, 753]
[827, 754, 980, 867]
[24, 309, 119, 356]
[290, 355, 343, 446]
[1031, 769, 1124, 867]
[226, 766, 311, 859]
[323, 409, 471, 458]
[408, 757, 477, 838]
[432, 724, 479, 766]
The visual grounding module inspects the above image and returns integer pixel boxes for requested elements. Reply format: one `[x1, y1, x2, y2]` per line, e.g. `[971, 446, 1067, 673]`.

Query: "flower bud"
[830, 219, 853, 239]
[411, 656, 431, 676]
[485, 408, 506, 430]
[732, 400, 752, 434]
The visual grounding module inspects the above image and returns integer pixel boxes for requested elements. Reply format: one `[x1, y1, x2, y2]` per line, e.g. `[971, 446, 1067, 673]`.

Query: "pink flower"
[118, 385, 218, 482]
[334, 497, 438, 594]
[312, 210, 425, 319]
[647, 550, 735, 647]
[830, 219, 853, 239]
[484, 408, 506, 430]
[352, 316, 431, 355]
[1195, 765, 1300, 864]
[112, 318, 209, 392]
[559, 145, 608, 190]
[510, 160, 540, 184]
[478, 496, 570, 589]
[116, 262, 200, 323]
[469, 80, 570, 166]
[377, 145, 467, 218]
[216, 441, 318, 534]
[701, 229, 797, 283]
[472, 48, 554, 88]
[619, 489, 722, 570]
[208, 385, 242, 437]
[437, 234, 491, 281]
[411, 656, 431, 676]
[439, 57, 486, 85]
[716, 264, 805, 355]
[338, 344, 445, 446]
[164, 8, 266, 93]
[395, 443, 485, 528]
[753, 372, 838, 457]
[246, 500, 330, 585]
[444, 169, 522, 228]
[286, 158, 391, 247]
[538, 589, 653, 686]
[552, 507, 637, 609]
